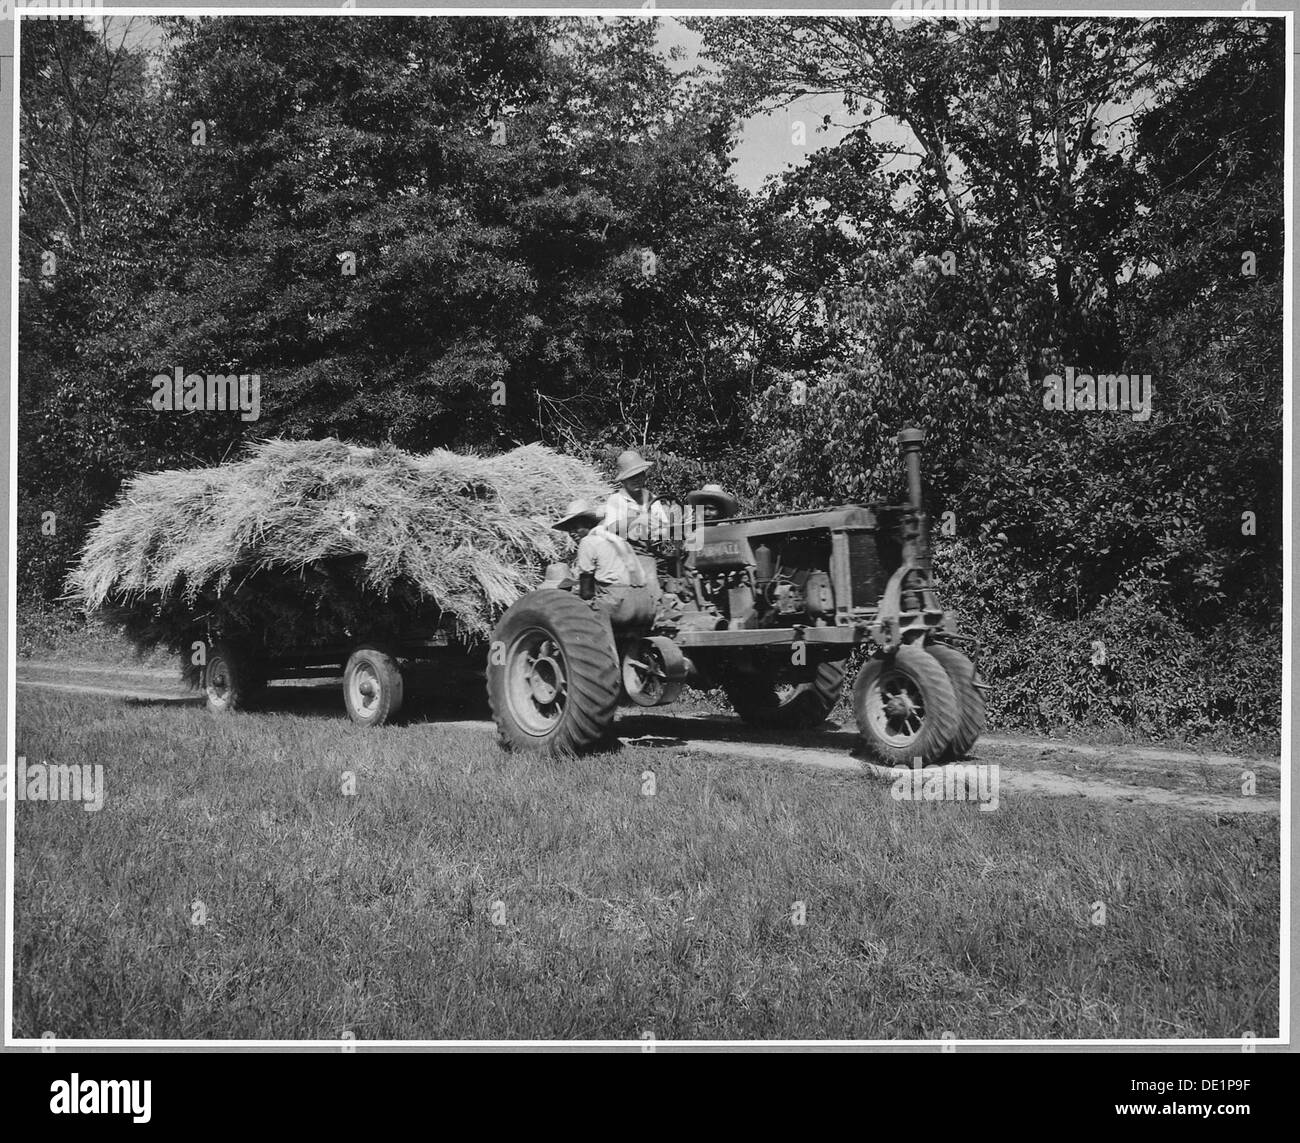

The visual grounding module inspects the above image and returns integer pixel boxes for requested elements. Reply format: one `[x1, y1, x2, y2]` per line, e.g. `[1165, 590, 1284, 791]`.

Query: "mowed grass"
[12, 687, 1279, 1041]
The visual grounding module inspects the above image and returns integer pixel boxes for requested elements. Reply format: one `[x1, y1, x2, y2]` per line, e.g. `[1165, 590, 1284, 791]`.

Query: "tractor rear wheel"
[724, 659, 847, 730]
[344, 645, 404, 727]
[926, 643, 986, 761]
[852, 643, 958, 766]
[488, 590, 620, 755]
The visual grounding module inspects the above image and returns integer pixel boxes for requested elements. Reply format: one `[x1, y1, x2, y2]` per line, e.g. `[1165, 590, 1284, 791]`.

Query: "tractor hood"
[690, 506, 878, 571]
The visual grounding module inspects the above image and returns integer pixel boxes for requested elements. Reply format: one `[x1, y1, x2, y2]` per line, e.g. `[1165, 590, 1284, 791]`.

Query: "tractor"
[486, 428, 986, 764]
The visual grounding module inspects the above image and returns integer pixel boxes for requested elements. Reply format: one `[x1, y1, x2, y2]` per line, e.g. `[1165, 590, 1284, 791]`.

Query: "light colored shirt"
[603, 488, 672, 548]
[575, 527, 647, 587]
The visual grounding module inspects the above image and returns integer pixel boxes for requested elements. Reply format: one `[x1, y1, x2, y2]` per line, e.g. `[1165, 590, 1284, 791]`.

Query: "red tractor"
[487, 428, 986, 764]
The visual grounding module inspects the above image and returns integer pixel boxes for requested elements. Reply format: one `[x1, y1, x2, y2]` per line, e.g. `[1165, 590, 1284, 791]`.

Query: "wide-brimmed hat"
[552, 498, 603, 531]
[686, 484, 740, 518]
[614, 449, 653, 483]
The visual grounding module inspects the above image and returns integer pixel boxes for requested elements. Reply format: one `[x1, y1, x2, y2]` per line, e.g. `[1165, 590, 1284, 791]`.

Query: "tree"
[18, 17, 168, 600]
[134, 15, 769, 458]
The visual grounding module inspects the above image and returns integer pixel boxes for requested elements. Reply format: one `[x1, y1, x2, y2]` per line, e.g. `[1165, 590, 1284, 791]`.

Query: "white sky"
[657, 15, 918, 193]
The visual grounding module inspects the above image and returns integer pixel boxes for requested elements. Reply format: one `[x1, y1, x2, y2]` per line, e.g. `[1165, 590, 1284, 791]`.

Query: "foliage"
[19, 16, 779, 598]
[939, 539, 1281, 742]
[18, 18, 174, 600]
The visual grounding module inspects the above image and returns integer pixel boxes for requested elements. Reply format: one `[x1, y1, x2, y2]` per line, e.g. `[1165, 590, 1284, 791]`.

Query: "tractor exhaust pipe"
[898, 427, 926, 511]
[896, 426, 936, 609]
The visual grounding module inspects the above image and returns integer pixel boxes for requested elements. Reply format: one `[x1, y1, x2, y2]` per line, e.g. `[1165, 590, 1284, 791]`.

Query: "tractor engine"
[689, 531, 839, 628]
[679, 498, 914, 632]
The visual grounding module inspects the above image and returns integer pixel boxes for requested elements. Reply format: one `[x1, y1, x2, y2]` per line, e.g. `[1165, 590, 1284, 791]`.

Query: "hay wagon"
[201, 623, 486, 728]
[69, 438, 606, 727]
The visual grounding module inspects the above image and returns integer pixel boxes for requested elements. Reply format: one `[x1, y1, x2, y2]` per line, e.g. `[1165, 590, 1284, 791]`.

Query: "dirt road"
[15, 659, 1281, 816]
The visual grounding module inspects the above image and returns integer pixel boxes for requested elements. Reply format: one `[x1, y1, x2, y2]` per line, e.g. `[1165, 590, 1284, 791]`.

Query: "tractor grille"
[846, 531, 882, 608]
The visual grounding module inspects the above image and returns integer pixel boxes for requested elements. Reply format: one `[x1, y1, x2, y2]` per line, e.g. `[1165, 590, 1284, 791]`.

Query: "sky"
[657, 15, 843, 193]
[656, 15, 921, 194]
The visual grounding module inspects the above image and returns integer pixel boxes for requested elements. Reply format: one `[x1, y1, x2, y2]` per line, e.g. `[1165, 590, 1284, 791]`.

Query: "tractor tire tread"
[926, 642, 987, 761]
[488, 590, 620, 755]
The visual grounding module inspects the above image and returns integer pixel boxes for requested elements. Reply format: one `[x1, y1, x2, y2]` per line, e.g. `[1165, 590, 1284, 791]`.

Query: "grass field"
[11, 684, 1279, 1042]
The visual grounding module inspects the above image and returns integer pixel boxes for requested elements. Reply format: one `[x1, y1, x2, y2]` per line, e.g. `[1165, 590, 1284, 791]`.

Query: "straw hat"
[552, 498, 603, 531]
[686, 484, 740, 518]
[613, 449, 653, 483]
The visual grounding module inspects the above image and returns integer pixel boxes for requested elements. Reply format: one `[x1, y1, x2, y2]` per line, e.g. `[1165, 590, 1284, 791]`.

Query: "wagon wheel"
[203, 641, 263, 714]
[343, 645, 404, 728]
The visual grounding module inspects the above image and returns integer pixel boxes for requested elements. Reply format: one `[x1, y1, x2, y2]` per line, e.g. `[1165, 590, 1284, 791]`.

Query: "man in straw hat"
[552, 498, 653, 624]
[686, 483, 741, 524]
[603, 449, 672, 555]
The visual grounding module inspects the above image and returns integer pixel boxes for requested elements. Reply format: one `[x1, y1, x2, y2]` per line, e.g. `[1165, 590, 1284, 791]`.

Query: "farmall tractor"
[487, 429, 986, 764]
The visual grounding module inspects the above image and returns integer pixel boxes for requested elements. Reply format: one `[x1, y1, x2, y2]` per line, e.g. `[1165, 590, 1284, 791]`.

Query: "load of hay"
[67, 438, 606, 673]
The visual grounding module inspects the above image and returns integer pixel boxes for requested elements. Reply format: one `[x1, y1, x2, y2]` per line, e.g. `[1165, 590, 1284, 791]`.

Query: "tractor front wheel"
[488, 590, 620, 755]
[853, 642, 958, 766]
[926, 643, 987, 761]
[724, 659, 847, 730]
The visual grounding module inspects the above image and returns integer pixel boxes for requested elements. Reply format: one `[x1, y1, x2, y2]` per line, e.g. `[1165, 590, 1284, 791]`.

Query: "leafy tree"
[18, 17, 168, 600]
[140, 15, 769, 457]
[1118, 18, 1285, 621]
